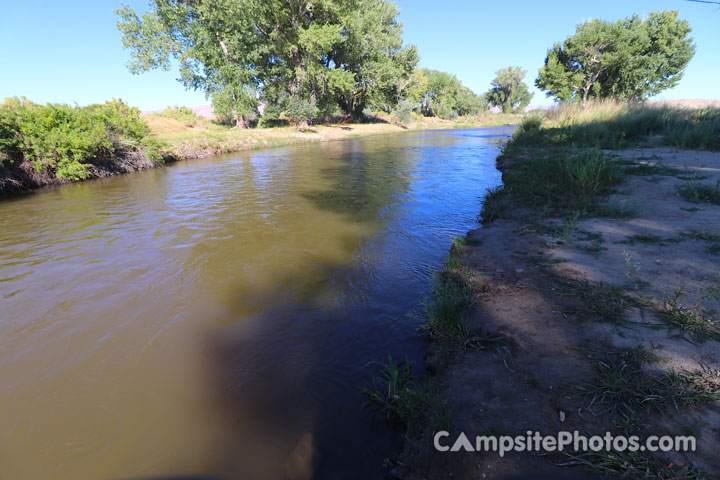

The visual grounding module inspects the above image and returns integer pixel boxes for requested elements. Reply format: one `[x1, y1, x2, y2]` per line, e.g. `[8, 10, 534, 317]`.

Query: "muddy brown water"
[0, 127, 512, 479]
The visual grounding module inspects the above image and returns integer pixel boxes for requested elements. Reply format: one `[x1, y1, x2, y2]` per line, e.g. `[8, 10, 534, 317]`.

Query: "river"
[0, 126, 512, 479]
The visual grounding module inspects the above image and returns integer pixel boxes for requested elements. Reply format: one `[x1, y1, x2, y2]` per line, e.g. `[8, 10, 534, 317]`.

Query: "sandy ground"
[396, 148, 720, 479]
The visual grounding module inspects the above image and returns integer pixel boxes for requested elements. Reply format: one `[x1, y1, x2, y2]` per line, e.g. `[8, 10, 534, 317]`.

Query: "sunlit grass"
[511, 100, 720, 151]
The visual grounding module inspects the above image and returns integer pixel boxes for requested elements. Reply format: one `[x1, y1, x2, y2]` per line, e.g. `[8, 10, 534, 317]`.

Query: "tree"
[486, 67, 533, 113]
[405, 68, 484, 118]
[455, 86, 487, 116]
[536, 10, 695, 104]
[116, 0, 418, 126]
[420, 70, 460, 117]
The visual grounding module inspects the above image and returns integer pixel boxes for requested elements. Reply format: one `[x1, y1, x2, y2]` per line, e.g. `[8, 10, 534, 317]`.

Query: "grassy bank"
[385, 101, 720, 479]
[513, 100, 720, 151]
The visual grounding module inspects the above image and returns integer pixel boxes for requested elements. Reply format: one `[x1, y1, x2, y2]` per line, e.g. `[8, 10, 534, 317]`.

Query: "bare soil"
[396, 148, 720, 479]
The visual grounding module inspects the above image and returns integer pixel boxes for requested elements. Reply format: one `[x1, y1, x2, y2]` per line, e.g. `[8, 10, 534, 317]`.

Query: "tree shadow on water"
[182, 260, 408, 480]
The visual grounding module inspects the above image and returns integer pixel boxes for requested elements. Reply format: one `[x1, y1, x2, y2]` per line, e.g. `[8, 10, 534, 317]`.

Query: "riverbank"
[0, 111, 520, 196]
[386, 105, 720, 478]
[145, 112, 521, 160]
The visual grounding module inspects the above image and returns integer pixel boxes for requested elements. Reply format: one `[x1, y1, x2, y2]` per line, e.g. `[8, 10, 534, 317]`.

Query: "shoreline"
[392, 144, 720, 478]
[0, 116, 520, 197]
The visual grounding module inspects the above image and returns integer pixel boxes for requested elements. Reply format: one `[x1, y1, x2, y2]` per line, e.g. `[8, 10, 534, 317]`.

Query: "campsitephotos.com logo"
[434, 431, 697, 457]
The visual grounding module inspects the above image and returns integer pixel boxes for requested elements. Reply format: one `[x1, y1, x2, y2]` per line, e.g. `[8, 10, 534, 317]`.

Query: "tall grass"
[500, 148, 624, 214]
[419, 268, 476, 344]
[513, 101, 720, 151]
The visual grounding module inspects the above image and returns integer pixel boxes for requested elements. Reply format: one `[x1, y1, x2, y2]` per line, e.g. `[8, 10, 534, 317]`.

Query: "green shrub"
[158, 106, 202, 126]
[257, 101, 289, 128]
[392, 99, 415, 125]
[0, 97, 155, 181]
[515, 111, 545, 137]
[287, 98, 319, 131]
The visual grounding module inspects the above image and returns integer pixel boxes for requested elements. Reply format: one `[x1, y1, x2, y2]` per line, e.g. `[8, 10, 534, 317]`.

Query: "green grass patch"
[579, 242, 607, 257]
[418, 268, 476, 347]
[590, 199, 643, 219]
[578, 347, 720, 425]
[480, 185, 513, 223]
[678, 181, 720, 205]
[572, 347, 720, 479]
[653, 287, 720, 344]
[577, 230, 607, 257]
[681, 230, 720, 242]
[617, 234, 680, 246]
[554, 279, 635, 324]
[502, 148, 625, 214]
[676, 174, 710, 181]
[361, 356, 451, 434]
[451, 235, 482, 252]
[618, 234, 663, 244]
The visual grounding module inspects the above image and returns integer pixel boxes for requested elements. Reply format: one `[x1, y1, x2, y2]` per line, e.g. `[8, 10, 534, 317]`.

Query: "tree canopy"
[411, 69, 486, 118]
[536, 10, 695, 104]
[116, 0, 419, 126]
[486, 67, 533, 114]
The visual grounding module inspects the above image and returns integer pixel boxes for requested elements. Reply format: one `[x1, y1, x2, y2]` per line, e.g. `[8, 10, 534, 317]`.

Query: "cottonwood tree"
[486, 67, 533, 113]
[536, 10, 695, 104]
[418, 70, 459, 117]
[406, 68, 484, 118]
[455, 86, 487, 116]
[116, 0, 418, 126]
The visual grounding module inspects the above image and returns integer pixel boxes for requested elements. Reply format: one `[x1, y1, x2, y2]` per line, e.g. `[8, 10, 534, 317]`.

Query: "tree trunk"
[296, 119, 309, 132]
[234, 115, 249, 128]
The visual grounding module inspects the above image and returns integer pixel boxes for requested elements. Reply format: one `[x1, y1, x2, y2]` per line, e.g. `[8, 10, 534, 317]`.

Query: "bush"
[0, 97, 155, 181]
[392, 99, 415, 125]
[158, 106, 203, 126]
[257, 102, 289, 128]
[287, 98, 319, 131]
[518, 111, 545, 133]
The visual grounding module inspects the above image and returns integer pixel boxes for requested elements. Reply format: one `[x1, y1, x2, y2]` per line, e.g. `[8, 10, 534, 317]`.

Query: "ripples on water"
[0, 127, 513, 479]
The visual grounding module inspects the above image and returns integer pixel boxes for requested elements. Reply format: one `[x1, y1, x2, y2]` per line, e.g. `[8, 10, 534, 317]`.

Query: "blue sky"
[1, 1, 718, 110]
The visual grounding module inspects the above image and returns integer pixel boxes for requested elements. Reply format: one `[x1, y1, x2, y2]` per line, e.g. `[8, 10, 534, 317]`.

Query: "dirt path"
[396, 148, 720, 479]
